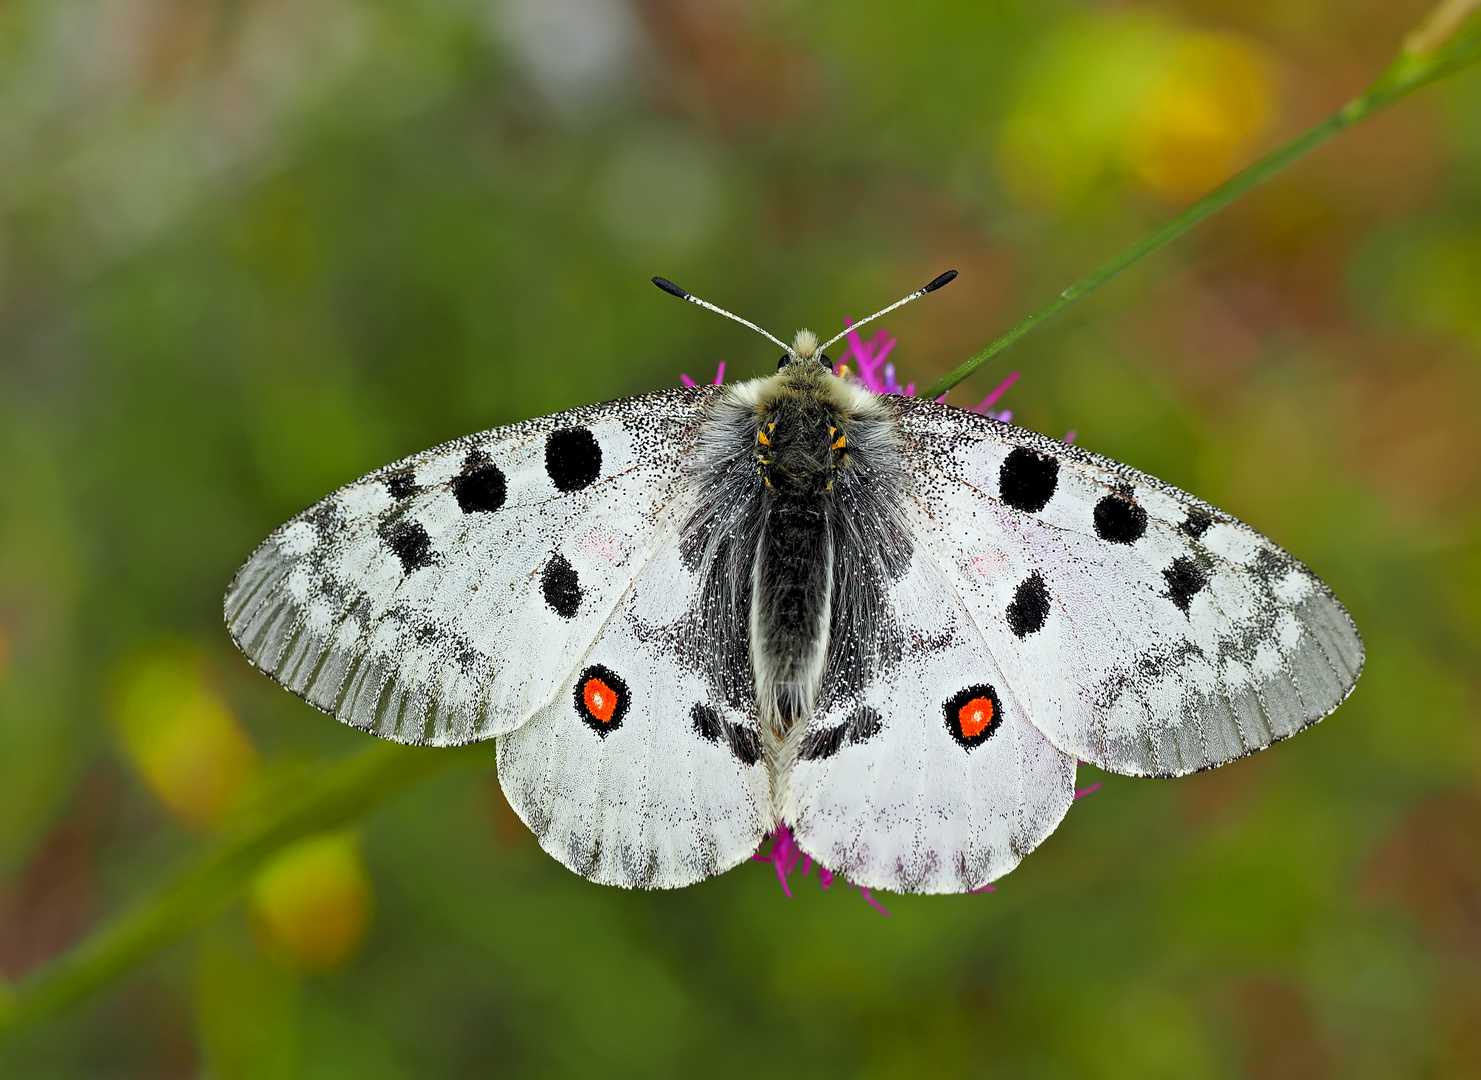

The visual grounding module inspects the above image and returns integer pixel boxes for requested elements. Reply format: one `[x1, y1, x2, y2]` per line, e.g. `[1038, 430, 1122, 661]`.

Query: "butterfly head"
[778, 329, 832, 372]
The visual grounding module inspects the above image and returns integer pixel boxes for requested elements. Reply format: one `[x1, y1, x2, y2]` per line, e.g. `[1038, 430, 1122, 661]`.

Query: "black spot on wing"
[1005, 572, 1050, 638]
[799, 723, 845, 761]
[998, 447, 1059, 513]
[453, 461, 507, 513]
[1180, 510, 1213, 539]
[800, 706, 884, 762]
[726, 724, 763, 766]
[690, 703, 763, 766]
[546, 427, 602, 492]
[384, 471, 416, 499]
[1093, 493, 1147, 544]
[847, 706, 883, 742]
[384, 520, 433, 574]
[540, 553, 582, 618]
[691, 703, 724, 742]
[1163, 556, 1208, 613]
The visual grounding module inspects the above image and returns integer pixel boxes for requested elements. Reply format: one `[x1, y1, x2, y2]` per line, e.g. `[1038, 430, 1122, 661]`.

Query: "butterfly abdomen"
[751, 394, 837, 735]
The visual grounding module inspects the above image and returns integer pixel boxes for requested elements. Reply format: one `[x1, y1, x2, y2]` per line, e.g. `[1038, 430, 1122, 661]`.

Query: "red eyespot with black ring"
[574, 665, 629, 737]
[944, 684, 1002, 750]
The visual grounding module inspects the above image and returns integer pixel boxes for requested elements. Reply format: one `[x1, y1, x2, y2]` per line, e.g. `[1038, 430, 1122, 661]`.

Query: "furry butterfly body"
[226, 347, 1362, 893]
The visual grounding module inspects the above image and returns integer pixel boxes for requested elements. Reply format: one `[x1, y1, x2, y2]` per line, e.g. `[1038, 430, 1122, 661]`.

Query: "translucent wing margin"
[224, 388, 719, 746]
[894, 399, 1363, 778]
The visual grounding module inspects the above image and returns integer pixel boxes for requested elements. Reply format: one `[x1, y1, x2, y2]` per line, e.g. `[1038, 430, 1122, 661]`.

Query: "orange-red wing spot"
[584, 679, 618, 723]
[944, 684, 1002, 750]
[573, 664, 629, 737]
[957, 697, 995, 739]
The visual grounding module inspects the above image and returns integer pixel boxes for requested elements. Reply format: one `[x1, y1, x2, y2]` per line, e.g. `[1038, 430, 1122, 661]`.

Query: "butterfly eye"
[819, 353, 832, 370]
[777, 354, 790, 370]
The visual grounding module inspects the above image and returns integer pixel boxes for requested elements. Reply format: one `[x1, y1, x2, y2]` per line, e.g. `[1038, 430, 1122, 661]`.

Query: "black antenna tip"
[652, 276, 690, 300]
[922, 269, 958, 294]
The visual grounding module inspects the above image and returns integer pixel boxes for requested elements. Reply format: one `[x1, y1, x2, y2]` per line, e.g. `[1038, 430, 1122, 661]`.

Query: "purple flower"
[838, 320, 1020, 422]
[750, 825, 892, 916]
[680, 361, 725, 387]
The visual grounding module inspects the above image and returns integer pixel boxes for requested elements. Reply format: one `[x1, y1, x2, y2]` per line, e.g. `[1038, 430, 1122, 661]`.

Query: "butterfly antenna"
[652, 277, 791, 353]
[818, 270, 958, 354]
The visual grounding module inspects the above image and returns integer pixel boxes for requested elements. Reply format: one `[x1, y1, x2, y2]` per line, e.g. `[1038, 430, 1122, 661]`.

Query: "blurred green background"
[1, 0, 1479, 1076]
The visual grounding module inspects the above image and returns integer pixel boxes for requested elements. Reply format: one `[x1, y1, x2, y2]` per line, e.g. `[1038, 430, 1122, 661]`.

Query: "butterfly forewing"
[894, 400, 1363, 778]
[225, 388, 720, 746]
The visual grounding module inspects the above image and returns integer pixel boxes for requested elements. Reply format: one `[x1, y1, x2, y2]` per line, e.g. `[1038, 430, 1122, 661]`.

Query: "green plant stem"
[0, 741, 485, 1038]
[924, 19, 1481, 401]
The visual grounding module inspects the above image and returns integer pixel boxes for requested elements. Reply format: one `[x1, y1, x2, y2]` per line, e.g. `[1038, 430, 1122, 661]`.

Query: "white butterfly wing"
[497, 530, 772, 888]
[894, 400, 1364, 778]
[784, 547, 1077, 894]
[224, 388, 719, 746]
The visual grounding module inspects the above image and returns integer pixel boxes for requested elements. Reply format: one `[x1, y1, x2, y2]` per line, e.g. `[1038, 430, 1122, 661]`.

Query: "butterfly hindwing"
[497, 530, 771, 888]
[893, 399, 1364, 778]
[224, 388, 720, 746]
[784, 545, 1077, 894]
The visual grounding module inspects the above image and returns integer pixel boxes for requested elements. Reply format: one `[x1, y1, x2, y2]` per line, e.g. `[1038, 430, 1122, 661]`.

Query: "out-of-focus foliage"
[997, 18, 1277, 209]
[248, 831, 373, 974]
[111, 645, 259, 831]
[0, 0, 1479, 1076]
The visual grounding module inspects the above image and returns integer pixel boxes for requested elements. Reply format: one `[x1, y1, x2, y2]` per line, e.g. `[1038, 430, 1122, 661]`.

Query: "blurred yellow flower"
[996, 16, 1276, 211]
[111, 645, 258, 831]
[248, 831, 373, 973]
[1128, 34, 1274, 199]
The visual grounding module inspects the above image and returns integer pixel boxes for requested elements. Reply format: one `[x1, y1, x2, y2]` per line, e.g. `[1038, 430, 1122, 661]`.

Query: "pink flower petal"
[976, 371, 1020, 412]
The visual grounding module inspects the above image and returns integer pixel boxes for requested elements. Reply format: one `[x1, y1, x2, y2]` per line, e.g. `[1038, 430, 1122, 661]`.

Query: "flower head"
[680, 361, 725, 387]
[248, 830, 373, 972]
[838, 321, 1021, 421]
[751, 825, 893, 915]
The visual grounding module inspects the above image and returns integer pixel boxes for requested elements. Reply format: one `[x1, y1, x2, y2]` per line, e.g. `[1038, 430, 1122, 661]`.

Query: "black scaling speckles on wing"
[799, 706, 884, 762]
[384, 470, 416, 499]
[540, 553, 582, 618]
[304, 500, 343, 541]
[1251, 546, 1294, 584]
[382, 519, 433, 574]
[1180, 509, 1213, 540]
[546, 427, 602, 492]
[998, 446, 1059, 513]
[1163, 556, 1208, 613]
[1093, 492, 1148, 544]
[1005, 572, 1050, 638]
[689, 703, 764, 766]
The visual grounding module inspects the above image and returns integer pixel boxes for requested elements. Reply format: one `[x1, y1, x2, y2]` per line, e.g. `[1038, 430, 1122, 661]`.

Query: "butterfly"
[224, 271, 1363, 894]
